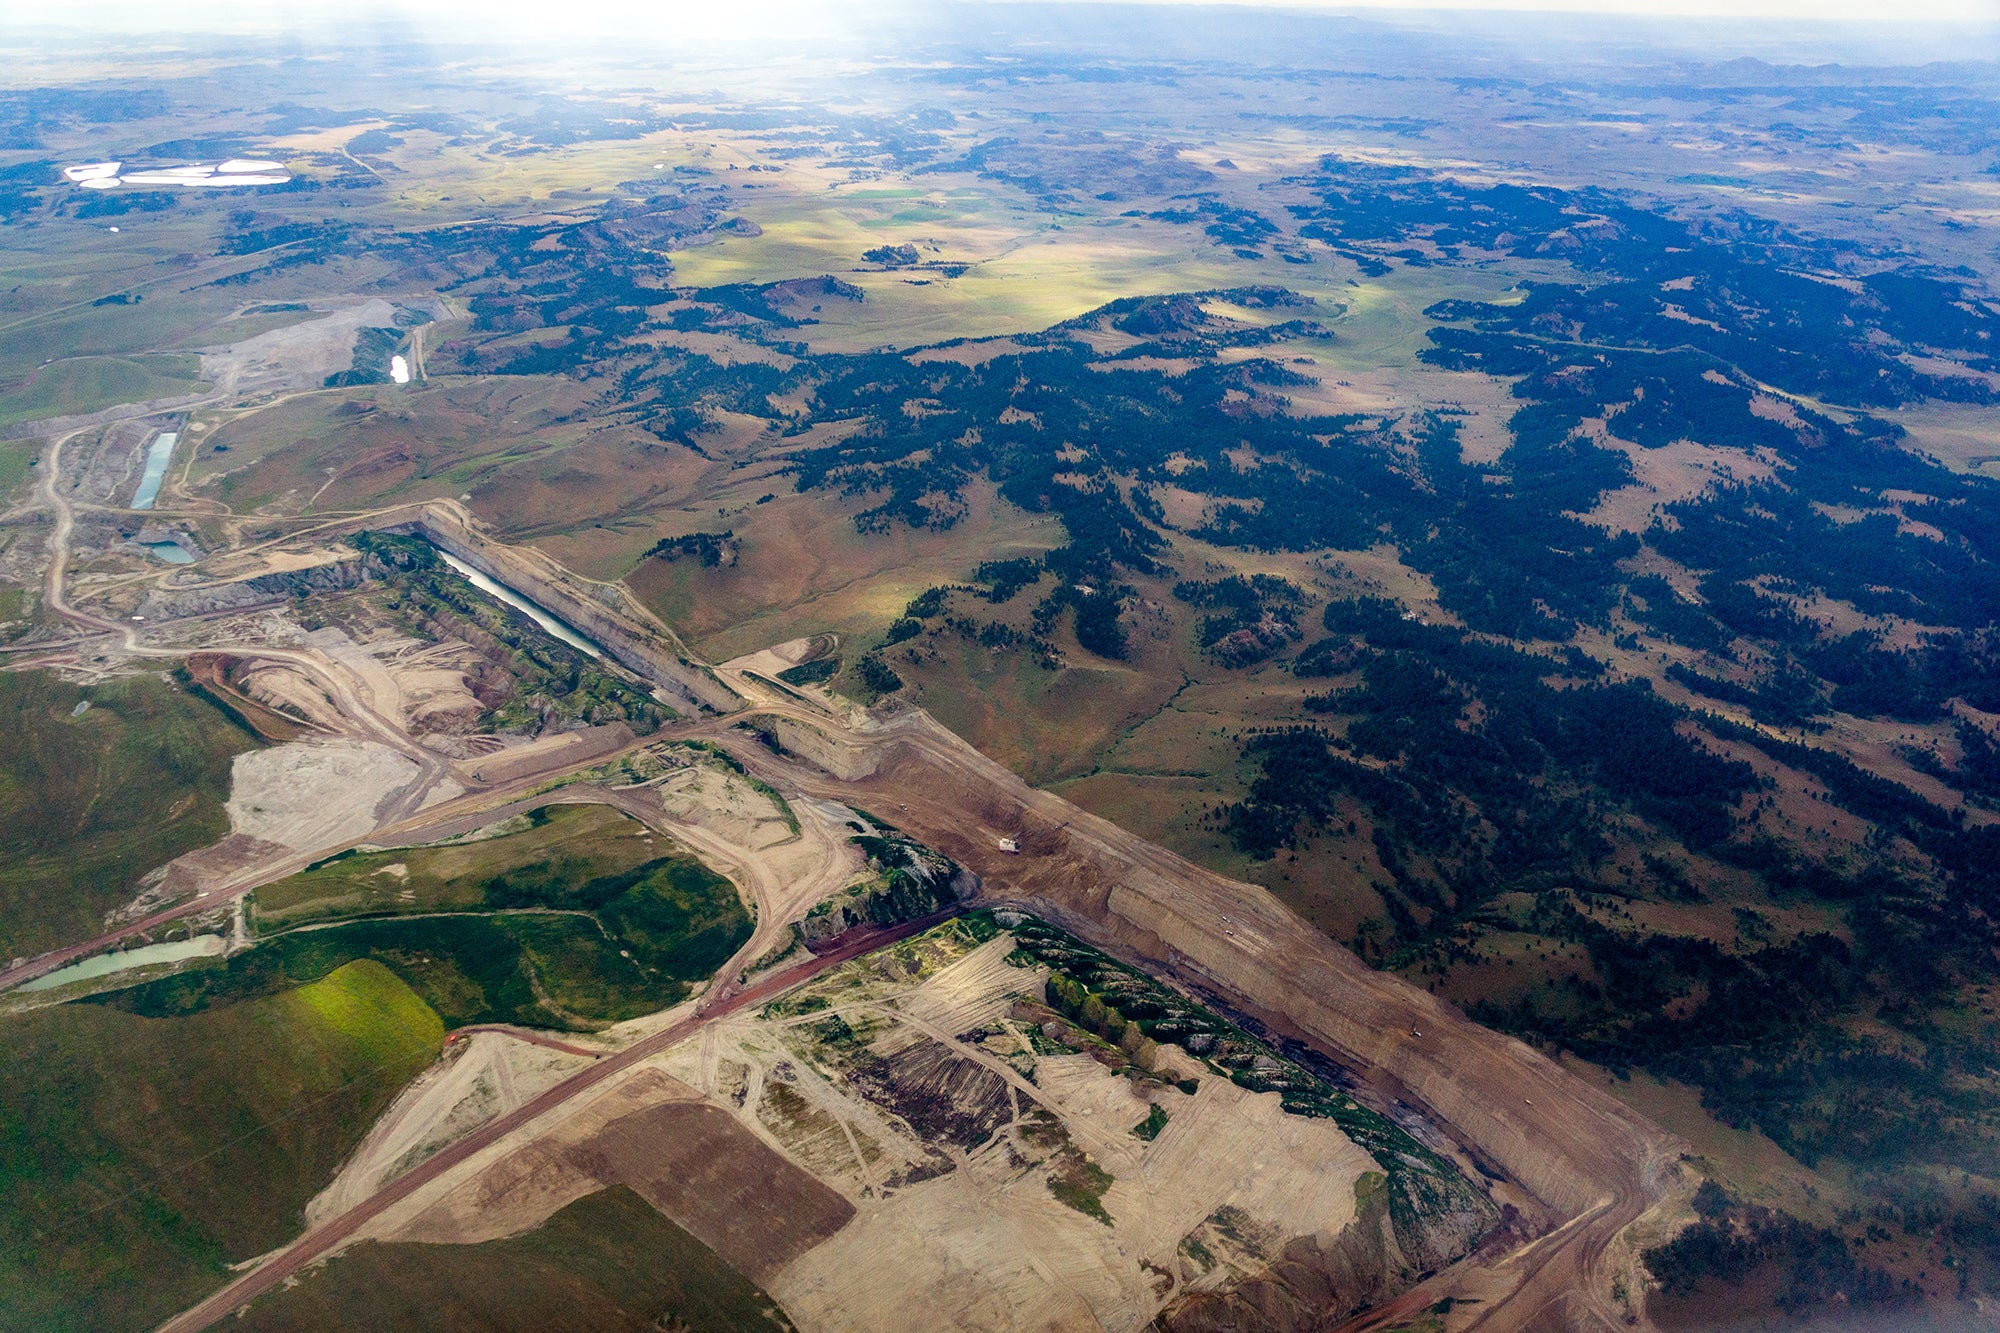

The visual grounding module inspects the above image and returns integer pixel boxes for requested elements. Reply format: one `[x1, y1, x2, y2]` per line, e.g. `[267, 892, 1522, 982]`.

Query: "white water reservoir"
[434, 549, 604, 659]
[131, 431, 178, 510]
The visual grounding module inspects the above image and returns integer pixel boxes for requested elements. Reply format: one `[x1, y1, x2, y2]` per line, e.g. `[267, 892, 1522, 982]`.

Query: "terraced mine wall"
[137, 552, 374, 619]
[383, 505, 742, 716]
[731, 710, 1679, 1233]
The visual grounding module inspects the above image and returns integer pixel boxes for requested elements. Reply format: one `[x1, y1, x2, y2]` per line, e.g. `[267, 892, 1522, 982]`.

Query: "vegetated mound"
[235, 1185, 796, 1332]
[1117, 293, 1212, 336]
[1643, 1181, 1904, 1327]
[589, 187, 740, 253]
[1053, 286, 1323, 346]
[931, 131, 1216, 205]
[254, 803, 657, 926]
[697, 275, 863, 328]
[113, 805, 751, 1031]
[776, 656, 838, 687]
[0, 960, 441, 1333]
[0, 669, 258, 962]
[798, 828, 964, 943]
[863, 243, 920, 267]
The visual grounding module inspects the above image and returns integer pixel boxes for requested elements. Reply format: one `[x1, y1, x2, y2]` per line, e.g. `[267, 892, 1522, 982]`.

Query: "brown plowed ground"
[577, 1097, 857, 1285]
[386, 1065, 855, 1288]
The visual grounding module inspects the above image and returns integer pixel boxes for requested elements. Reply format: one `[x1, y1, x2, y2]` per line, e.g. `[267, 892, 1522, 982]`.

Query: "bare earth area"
[305, 1030, 595, 1229]
[225, 739, 421, 851]
[349, 926, 1385, 1333]
[6, 435, 1684, 1333]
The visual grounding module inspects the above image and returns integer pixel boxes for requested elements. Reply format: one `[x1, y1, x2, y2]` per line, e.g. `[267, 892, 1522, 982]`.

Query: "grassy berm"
[236, 1185, 796, 1332]
[0, 961, 442, 1333]
[0, 670, 257, 962]
[120, 804, 752, 1030]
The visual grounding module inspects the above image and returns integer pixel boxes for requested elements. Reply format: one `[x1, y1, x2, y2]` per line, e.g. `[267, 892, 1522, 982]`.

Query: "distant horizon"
[1093, 0, 1993, 17]
[4, 0, 1995, 92]
[14, 0, 1999, 32]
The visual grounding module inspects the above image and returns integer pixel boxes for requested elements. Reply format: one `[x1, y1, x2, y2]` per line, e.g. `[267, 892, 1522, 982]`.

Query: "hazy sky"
[1185, 0, 1989, 13]
[13, 0, 1994, 59]
[29, 0, 2000, 23]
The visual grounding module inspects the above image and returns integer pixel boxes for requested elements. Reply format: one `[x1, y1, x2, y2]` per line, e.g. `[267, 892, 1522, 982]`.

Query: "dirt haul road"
[698, 672, 1685, 1333]
[151, 911, 955, 1333]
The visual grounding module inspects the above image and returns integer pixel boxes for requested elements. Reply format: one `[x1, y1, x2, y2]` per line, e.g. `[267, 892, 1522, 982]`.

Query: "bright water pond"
[131, 431, 178, 510]
[435, 548, 604, 659]
[20, 935, 225, 992]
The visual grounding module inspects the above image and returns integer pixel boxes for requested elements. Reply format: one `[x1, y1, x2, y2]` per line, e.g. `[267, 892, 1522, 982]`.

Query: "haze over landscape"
[2, 3, 1999, 1331]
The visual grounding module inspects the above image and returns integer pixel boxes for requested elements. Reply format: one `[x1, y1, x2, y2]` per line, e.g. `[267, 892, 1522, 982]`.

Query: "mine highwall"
[385, 504, 743, 715]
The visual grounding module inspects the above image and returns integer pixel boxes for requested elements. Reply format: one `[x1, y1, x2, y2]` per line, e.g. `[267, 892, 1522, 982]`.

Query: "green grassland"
[235, 1184, 795, 1332]
[0, 230, 220, 383]
[253, 803, 657, 926]
[0, 354, 205, 429]
[115, 803, 756, 1030]
[0, 960, 442, 1333]
[0, 258, 380, 379]
[0, 670, 258, 961]
[107, 913, 655, 1030]
[0, 439, 36, 504]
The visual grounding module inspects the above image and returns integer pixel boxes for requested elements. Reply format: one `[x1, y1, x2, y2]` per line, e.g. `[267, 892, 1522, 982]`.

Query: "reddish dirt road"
[443, 1026, 605, 1060]
[154, 911, 956, 1333]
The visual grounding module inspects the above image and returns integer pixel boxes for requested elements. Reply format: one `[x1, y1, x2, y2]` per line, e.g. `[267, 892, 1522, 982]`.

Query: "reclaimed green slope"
[110, 804, 751, 1030]
[0, 960, 442, 1333]
[0, 670, 258, 961]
